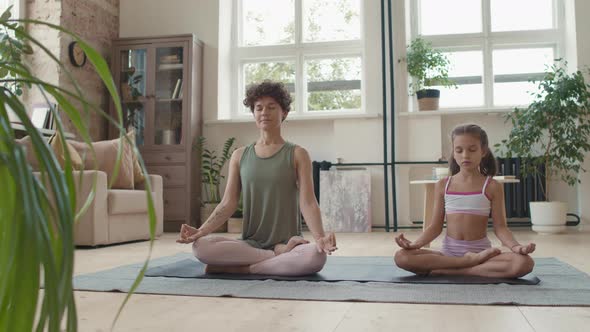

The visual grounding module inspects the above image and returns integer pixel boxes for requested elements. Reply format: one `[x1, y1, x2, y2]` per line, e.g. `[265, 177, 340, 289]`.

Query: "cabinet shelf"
[157, 98, 183, 102]
[158, 64, 183, 71]
[122, 99, 146, 104]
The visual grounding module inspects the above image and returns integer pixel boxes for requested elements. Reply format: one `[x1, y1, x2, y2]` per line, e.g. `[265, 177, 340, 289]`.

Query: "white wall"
[119, 0, 590, 228]
[573, 0, 590, 225]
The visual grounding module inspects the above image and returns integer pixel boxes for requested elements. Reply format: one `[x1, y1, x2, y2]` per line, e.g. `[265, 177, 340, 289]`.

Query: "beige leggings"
[192, 236, 327, 276]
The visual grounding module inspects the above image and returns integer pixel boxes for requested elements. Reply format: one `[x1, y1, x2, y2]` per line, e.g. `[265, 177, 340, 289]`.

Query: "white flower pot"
[530, 201, 567, 234]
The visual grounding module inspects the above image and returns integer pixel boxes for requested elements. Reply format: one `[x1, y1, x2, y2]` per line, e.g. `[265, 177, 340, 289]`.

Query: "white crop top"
[444, 176, 492, 216]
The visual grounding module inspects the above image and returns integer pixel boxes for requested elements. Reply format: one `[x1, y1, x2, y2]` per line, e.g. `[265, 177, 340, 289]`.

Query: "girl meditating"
[177, 80, 337, 276]
[394, 124, 535, 278]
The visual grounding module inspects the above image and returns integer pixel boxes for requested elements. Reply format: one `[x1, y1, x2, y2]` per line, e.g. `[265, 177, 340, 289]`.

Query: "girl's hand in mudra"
[511, 243, 536, 255]
[176, 224, 204, 244]
[316, 233, 337, 255]
[394, 233, 421, 250]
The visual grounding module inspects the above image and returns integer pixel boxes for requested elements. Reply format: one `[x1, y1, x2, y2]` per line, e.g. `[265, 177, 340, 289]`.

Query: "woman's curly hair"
[243, 80, 293, 113]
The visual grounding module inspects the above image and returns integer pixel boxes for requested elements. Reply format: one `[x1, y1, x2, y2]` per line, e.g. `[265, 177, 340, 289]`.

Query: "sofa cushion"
[107, 189, 155, 215]
[127, 130, 146, 185]
[15, 135, 40, 170]
[49, 131, 84, 170]
[69, 133, 135, 189]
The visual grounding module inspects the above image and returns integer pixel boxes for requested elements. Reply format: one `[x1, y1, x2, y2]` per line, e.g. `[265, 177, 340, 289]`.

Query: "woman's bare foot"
[204, 265, 250, 274]
[463, 248, 502, 266]
[273, 236, 309, 255]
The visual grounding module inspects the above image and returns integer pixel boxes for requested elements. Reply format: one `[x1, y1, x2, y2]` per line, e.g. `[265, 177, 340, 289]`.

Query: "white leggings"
[192, 236, 327, 276]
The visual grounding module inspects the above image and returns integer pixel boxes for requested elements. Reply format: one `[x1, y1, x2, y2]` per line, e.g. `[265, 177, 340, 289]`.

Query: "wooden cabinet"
[110, 34, 203, 231]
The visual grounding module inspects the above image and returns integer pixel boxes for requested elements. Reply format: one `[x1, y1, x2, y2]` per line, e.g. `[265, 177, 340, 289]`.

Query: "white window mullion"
[232, 0, 241, 119]
[298, 51, 306, 116]
[295, 0, 302, 45]
[482, 0, 494, 109]
[555, 0, 565, 61]
[236, 59, 246, 119]
[412, 0, 420, 38]
[295, 0, 304, 115]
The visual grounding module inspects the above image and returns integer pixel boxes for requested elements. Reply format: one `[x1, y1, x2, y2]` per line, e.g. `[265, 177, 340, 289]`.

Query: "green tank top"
[239, 141, 301, 249]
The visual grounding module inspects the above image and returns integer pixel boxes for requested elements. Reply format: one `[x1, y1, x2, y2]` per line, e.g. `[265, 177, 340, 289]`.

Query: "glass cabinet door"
[154, 45, 185, 145]
[120, 48, 147, 146]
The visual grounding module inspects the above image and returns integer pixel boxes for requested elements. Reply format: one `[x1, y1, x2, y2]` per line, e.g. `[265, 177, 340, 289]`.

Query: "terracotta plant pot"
[416, 89, 440, 111]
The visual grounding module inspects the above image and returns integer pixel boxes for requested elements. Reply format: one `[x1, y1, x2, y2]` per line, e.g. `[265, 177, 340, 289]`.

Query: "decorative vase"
[162, 129, 175, 145]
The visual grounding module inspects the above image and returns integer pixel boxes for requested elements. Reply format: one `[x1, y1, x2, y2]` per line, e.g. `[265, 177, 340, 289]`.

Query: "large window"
[411, 0, 562, 109]
[0, 0, 22, 19]
[234, 0, 364, 118]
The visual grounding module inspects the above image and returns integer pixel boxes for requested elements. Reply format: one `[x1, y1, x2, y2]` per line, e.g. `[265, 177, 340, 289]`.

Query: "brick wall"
[25, 0, 119, 140]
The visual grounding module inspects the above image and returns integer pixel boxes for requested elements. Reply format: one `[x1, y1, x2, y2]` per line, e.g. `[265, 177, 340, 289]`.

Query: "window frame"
[0, 0, 24, 19]
[409, 0, 565, 110]
[231, 0, 367, 120]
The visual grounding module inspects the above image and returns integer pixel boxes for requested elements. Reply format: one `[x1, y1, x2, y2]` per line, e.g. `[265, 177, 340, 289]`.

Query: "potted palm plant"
[0, 6, 155, 331]
[193, 136, 236, 232]
[496, 60, 590, 234]
[401, 36, 456, 111]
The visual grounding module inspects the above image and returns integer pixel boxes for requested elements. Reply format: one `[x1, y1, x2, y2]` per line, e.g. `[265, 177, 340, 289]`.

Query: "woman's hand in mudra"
[176, 224, 204, 244]
[316, 232, 337, 255]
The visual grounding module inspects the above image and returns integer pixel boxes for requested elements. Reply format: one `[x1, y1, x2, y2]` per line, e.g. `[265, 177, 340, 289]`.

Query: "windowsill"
[398, 107, 516, 117]
[205, 113, 382, 124]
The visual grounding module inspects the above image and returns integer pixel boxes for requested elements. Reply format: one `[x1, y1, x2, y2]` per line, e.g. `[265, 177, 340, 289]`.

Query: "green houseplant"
[401, 36, 455, 111]
[122, 70, 143, 133]
[496, 60, 590, 233]
[0, 7, 156, 331]
[193, 136, 236, 231]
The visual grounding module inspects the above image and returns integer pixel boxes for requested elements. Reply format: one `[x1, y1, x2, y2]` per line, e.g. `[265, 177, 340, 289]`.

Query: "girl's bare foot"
[273, 236, 309, 255]
[204, 264, 250, 274]
[464, 248, 502, 266]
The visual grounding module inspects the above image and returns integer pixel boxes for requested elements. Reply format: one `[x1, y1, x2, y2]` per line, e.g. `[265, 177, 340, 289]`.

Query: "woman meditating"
[177, 80, 337, 276]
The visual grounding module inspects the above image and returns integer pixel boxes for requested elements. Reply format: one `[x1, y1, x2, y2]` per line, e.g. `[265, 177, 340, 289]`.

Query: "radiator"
[497, 157, 546, 218]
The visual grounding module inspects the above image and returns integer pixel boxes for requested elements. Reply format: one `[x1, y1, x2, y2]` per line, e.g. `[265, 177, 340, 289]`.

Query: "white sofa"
[58, 170, 163, 246]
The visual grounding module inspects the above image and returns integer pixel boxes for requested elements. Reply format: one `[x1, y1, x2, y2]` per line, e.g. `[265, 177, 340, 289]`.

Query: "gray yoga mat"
[144, 256, 540, 285]
[73, 253, 590, 306]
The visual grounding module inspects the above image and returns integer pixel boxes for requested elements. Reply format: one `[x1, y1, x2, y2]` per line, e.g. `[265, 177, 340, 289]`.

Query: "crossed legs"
[192, 236, 327, 277]
[394, 248, 534, 278]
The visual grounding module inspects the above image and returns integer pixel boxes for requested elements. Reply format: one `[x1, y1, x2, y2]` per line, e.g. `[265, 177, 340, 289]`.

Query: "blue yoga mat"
[145, 256, 540, 285]
[74, 253, 590, 305]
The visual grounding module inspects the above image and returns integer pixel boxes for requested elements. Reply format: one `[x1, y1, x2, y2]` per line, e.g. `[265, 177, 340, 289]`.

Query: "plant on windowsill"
[400, 36, 456, 111]
[495, 59, 590, 234]
[193, 136, 236, 232]
[0, 6, 156, 331]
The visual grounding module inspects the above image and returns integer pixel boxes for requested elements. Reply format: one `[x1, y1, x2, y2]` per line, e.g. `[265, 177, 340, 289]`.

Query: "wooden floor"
[74, 228, 590, 332]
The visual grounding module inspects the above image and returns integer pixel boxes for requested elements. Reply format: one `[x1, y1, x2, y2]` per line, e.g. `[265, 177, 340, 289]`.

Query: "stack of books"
[160, 54, 180, 64]
[159, 54, 182, 70]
